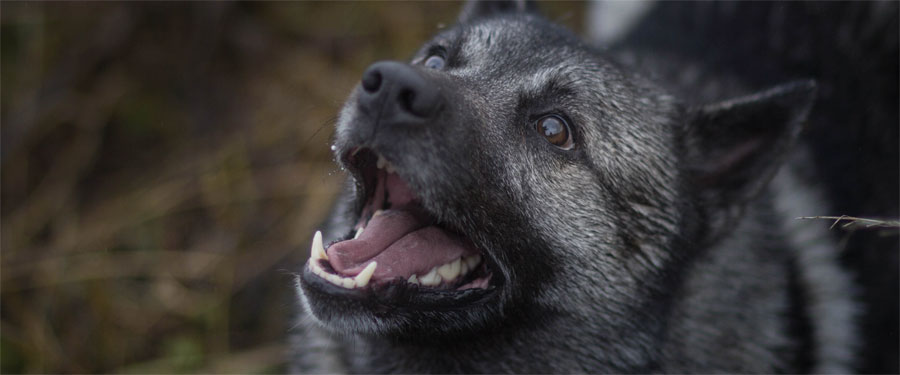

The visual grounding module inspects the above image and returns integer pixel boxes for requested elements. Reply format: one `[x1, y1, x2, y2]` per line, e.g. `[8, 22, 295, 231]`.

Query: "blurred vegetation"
[0, 1, 584, 373]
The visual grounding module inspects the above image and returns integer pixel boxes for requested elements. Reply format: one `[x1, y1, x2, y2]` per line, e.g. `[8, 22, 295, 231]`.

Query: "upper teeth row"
[408, 254, 481, 287]
[376, 154, 396, 173]
[308, 231, 377, 289]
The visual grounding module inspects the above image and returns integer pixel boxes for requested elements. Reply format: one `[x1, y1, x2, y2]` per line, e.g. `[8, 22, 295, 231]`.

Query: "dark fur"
[293, 1, 897, 373]
[611, 4, 899, 372]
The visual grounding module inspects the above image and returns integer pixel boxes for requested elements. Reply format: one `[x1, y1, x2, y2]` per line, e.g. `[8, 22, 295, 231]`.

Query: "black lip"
[299, 261, 506, 337]
[300, 255, 504, 325]
[300, 264, 498, 310]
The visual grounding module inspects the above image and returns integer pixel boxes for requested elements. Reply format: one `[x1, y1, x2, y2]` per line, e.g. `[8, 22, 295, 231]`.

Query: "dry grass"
[797, 216, 900, 232]
[0, 2, 585, 373]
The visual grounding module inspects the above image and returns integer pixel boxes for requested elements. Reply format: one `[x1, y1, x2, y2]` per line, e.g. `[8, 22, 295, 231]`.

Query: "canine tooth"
[355, 262, 377, 287]
[437, 258, 461, 281]
[465, 254, 481, 270]
[311, 231, 328, 260]
[408, 275, 419, 284]
[341, 277, 355, 288]
[376, 155, 386, 169]
[420, 267, 442, 286]
[354, 227, 364, 239]
[372, 209, 384, 218]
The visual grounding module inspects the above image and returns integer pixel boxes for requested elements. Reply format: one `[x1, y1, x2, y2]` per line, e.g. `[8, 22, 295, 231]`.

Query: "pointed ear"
[686, 80, 817, 234]
[458, 0, 538, 23]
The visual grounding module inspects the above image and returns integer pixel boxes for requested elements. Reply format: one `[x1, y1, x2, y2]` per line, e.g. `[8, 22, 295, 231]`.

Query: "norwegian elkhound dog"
[293, 1, 899, 373]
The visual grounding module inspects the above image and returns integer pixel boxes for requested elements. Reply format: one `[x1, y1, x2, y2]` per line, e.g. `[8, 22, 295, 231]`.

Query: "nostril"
[361, 70, 382, 93]
[398, 89, 416, 113]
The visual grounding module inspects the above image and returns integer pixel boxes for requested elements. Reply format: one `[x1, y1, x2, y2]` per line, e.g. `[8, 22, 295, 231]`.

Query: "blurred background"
[0, 2, 585, 373]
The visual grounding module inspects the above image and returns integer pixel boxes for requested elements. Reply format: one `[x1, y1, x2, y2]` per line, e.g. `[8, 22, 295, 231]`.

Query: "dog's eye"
[424, 55, 445, 70]
[536, 115, 573, 149]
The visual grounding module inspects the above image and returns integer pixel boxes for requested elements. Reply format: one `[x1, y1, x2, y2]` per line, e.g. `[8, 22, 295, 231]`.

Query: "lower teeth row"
[308, 230, 483, 289]
[407, 254, 481, 287]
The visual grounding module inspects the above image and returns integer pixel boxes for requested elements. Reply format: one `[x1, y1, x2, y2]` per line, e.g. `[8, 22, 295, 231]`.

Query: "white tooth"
[420, 267, 442, 286]
[311, 231, 328, 260]
[308, 246, 325, 273]
[341, 277, 355, 289]
[354, 262, 377, 287]
[465, 254, 481, 270]
[325, 273, 343, 286]
[459, 258, 469, 275]
[385, 163, 396, 174]
[354, 227, 364, 239]
[376, 155, 386, 169]
[408, 275, 419, 285]
[437, 258, 461, 281]
[372, 209, 384, 218]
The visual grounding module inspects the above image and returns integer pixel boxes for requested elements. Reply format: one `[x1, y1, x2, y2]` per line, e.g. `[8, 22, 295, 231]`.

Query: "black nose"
[359, 61, 440, 121]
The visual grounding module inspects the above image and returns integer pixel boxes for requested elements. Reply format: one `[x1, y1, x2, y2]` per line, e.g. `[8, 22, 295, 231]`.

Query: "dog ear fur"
[458, 0, 539, 23]
[685, 80, 817, 239]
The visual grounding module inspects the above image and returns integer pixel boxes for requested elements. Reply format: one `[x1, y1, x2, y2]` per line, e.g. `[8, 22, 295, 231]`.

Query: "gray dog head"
[296, 0, 815, 370]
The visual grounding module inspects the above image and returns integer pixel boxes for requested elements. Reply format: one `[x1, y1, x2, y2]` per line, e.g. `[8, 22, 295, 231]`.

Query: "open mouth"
[303, 148, 494, 299]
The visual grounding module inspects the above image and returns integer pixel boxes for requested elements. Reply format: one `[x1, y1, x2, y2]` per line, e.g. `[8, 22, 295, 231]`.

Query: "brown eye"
[535, 115, 573, 149]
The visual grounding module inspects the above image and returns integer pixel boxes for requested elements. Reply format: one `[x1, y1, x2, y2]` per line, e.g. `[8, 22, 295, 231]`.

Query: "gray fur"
[292, 1, 874, 373]
[770, 157, 857, 373]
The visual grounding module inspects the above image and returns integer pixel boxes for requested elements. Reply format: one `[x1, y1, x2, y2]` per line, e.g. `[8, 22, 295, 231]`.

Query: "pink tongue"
[325, 208, 478, 280]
